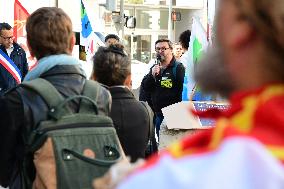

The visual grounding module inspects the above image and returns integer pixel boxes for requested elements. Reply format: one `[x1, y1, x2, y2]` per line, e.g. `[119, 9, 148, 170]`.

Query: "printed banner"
[182, 17, 209, 101]
[13, 0, 29, 41]
[80, 0, 105, 61]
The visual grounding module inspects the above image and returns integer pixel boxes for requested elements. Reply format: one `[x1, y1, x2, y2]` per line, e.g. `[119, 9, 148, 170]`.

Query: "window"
[136, 9, 168, 30]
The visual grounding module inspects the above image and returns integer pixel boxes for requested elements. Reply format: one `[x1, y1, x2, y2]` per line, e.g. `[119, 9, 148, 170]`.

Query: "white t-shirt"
[6, 46, 14, 57]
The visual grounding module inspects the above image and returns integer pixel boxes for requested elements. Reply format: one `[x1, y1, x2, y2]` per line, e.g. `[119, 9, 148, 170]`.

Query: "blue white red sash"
[0, 48, 22, 84]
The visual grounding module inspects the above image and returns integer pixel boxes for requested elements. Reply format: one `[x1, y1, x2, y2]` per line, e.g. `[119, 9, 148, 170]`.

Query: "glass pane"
[160, 11, 169, 29]
[124, 35, 131, 56]
[125, 0, 144, 4]
[158, 35, 168, 39]
[131, 35, 151, 63]
[136, 9, 168, 30]
[125, 9, 134, 16]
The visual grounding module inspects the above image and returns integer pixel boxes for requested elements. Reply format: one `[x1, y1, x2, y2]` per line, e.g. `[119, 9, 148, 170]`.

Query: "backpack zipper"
[35, 122, 114, 135]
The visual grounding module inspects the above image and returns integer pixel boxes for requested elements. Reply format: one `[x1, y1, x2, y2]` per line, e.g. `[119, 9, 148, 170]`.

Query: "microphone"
[155, 54, 162, 77]
[156, 54, 162, 66]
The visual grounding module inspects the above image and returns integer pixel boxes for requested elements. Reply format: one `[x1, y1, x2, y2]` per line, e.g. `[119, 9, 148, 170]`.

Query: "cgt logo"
[160, 79, 173, 88]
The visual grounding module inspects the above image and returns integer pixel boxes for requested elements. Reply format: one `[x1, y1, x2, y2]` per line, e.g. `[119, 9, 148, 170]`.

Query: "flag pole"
[168, 0, 173, 41]
[120, 0, 125, 45]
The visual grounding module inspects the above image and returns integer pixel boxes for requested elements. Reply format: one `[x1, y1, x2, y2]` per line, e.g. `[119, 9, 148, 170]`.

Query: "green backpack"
[20, 78, 123, 189]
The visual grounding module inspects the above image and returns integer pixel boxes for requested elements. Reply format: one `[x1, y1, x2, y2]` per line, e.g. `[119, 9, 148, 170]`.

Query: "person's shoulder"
[2, 86, 22, 103]
[112, 92, 149, 115]
[13, 42, 22, 49]
[179, 51, 190, 64]
[175, 60, 184, 66]
[13, 42, 26, 54]
[0, 44, 5, 51]
[174, 60, 185, 70]
[129, 102, 151, 123]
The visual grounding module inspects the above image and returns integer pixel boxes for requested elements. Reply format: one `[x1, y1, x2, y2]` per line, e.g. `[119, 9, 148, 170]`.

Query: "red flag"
[14, 0, 37, 70]
[14, 0, 29, 42]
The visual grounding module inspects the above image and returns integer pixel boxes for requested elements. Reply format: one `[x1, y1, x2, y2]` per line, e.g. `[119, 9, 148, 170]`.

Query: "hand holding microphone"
[152, 54, 162, 77]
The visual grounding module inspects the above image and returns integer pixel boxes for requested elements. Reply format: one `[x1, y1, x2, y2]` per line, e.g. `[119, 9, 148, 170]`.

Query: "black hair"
[0, 22, 12, 33]
[92, 43, 130, 86]
[105, 34, 120, 42]
[178, 30, 191, 50]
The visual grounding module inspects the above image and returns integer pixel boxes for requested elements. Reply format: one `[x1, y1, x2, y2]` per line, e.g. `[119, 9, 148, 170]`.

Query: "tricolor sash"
[0, 49, 22, 84]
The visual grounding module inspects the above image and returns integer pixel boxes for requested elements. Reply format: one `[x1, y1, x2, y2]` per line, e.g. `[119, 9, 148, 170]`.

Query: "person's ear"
[124, 74, 132, 89]
[228, 20, 255, 49]
[69, 34, 76, 53]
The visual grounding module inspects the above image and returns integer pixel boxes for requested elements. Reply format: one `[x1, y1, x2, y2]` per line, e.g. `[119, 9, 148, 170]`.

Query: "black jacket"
[0, 42, 28, 95]
[139, 75, 154, 111]
[141, 58, 185, 113]
[109, 87, 149, 162]
[0, 65, 111, 188]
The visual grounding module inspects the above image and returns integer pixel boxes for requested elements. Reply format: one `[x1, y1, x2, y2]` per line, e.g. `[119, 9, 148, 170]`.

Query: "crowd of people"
[92, 43, 150, 162]
[98, 0, 284, 188]
[1, 0, 284, 188]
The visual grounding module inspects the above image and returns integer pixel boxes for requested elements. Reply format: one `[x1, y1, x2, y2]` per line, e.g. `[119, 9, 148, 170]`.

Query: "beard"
[194, 44, 235, 98]
[156, 53, 166, 63]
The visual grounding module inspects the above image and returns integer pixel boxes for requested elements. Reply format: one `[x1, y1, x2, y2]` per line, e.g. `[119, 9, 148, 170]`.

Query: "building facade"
[0, 0, 209, 64]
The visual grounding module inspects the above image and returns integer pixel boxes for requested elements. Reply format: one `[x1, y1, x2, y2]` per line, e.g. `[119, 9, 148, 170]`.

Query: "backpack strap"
[78, 80, 100, 114]
[172, 61, 181, 80]
[20, 78, 72, 119]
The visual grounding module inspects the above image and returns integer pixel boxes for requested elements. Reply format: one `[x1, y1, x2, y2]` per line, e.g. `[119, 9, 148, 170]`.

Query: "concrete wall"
[58, 0, 81, 32]
[174, 0, 207, 42]
[0, 0, 208, 39]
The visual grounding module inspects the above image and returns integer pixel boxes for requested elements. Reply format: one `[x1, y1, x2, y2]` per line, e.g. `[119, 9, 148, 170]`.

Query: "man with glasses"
[0, 22, 28, 95]
[141, 39, 185, 139]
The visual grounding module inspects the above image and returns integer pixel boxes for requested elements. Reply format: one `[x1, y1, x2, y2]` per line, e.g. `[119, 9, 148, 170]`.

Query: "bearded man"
[141, 39, 185, 138]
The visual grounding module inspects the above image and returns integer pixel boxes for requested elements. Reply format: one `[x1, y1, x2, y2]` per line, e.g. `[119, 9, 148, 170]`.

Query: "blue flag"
[81, 0, 93, 38]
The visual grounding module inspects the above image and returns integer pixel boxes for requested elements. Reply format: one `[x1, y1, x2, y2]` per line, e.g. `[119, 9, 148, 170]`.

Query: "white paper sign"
[162, 101, 202, 129]
[162, 101, 229, 129]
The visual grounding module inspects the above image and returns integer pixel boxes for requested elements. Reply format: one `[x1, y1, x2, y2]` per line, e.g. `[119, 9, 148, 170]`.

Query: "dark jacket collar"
[109, 86, 135, 99]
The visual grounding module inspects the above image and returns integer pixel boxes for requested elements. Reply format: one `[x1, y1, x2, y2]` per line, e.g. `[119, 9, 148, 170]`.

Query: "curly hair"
[178, 30, 191, 50]
[92, 44, 130, 86]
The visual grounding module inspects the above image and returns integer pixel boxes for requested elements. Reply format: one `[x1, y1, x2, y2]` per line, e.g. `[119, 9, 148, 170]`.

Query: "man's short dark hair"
[105, 34, 120, 42]
[155, 39, 173, 49]
[0, 23, 12, 33]
[179, 30, 191, 50]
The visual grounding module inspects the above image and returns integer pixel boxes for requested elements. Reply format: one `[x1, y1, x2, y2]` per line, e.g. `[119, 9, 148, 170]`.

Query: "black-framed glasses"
[1, 35, 14, 41]
[175, 47, 182, 50]
[155, 47, 170, 52]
